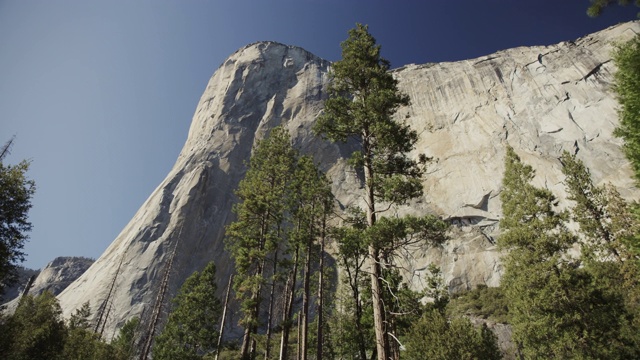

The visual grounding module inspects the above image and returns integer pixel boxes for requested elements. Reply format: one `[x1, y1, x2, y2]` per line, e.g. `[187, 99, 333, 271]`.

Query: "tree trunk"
[363, 137, 388, 360]
[240, 324, 252, 359]
[279, 244, 300, 360]
[388, 315, 399, 360]
[241, 257, 265, 359]
[368, 249, 387, 360]
[347, 259, 367, 359]
[297, 314, 302, 360]
[301, 249, 310, 360]
[241, 213, 270, 359]
[265, 248, 279, 360]
[301, 205, 316, 360]
[215, 274, 233, 360]
[316, 211, 327, 360]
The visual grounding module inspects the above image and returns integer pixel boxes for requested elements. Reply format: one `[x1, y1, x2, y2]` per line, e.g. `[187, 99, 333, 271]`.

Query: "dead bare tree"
[94, 255, 125, 335]
[19, 274, 36, 299]
[0, 135, 15, 162]
[215, 274, 233, 360]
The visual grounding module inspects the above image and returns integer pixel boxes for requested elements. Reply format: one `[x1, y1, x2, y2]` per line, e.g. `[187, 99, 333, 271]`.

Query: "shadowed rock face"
[1, 267, 39, 304]
[57, 22, 640, 338]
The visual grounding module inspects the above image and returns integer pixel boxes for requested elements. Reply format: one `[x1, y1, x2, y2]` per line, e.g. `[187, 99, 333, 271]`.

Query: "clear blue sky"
[1, 0, 637, 270]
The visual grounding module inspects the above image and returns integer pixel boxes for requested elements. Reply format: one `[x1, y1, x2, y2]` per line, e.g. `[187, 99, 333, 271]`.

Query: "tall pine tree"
[226, 126, 332, 359]
[226, 126, 297, 359]
[315, 24, 428, 360]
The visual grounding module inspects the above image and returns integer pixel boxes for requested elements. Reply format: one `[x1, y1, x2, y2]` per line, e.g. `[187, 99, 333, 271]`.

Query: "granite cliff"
[55, 21, 640, 338]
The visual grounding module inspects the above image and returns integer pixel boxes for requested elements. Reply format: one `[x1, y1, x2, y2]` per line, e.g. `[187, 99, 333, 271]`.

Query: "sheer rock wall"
[57, 22, 640, 338]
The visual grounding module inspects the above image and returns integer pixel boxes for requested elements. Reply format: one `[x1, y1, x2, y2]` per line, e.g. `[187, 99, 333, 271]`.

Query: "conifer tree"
[561, 152, 640, 349]
[226, 126, 297, 359]
[500, 146, 634, 358]
[559, 151, 637, 260]
[5, 292, 67, 360]
[63, 302, 111, 360]
[612, 35, 640, 182]
[112, 317, 140, 360]
[153, 262, 221, 360]
[314, 23, 426, 360]
[227, 127, 333, 359]
[292, 155, 332, 360]
[403, 310, 500, 360]
[0, 154, 35, 296]
[330, 210, 372, 359]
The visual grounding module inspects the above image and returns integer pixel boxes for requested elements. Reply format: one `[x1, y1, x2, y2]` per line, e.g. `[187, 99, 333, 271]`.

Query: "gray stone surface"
[56, 22, 640, 339]
[3, 256, 93, 312]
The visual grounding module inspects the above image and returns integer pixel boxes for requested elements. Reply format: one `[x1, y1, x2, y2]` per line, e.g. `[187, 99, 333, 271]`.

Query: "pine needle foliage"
[153, 262, 221, 360]
[500, 146, 638, 359]
[225, 126, 333, 359]
[226, 127, 296, 335]
[0, 159, 35, 295]
[613, 35, 640, 182]
[587, 0, 640, 17]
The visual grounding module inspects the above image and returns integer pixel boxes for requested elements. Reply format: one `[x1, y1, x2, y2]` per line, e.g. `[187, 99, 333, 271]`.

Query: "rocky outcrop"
[57, 22, 640, 338]
[27, 256, 94, 296]
[3, 256, 93, 312]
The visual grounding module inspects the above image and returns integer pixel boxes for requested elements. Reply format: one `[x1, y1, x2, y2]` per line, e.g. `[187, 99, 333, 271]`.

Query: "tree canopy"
[0, 141, 35, 296]
[587, 0, 640, 17]
[499, 146, 640, 358]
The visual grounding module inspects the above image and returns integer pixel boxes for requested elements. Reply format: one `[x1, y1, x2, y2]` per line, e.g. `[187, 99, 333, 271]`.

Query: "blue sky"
[1, 0, 637, 270]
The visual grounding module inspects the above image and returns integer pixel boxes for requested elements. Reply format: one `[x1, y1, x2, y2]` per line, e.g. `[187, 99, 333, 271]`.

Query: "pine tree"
[403, 310, 500, 360]
[561, 152, 640, 353]
[314, 23, 425, 360]
[226, 126, 333, 359]
[500, 146, 634, 358]
[226, 126, 297, 359]
[111, 317, 140, 360]
[6, 292, 67, 360]
[612, 35, 640, 182]
[63, 302, 111, 360]
[152, 262, 221, 360]
[559, 151, 637, 260]
[291, 155, 332, 360]
[0, 156, 35, 295]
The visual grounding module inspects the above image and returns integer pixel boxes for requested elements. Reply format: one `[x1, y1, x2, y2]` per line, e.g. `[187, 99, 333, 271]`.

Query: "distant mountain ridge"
[45, 21, 640, 339]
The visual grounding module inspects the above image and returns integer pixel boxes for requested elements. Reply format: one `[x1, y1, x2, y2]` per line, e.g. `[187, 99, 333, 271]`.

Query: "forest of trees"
[3, 4, 640, 358]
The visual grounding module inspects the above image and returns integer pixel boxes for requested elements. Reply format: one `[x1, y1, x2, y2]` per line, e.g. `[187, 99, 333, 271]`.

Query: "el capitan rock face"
[57, 22, 640, 338]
